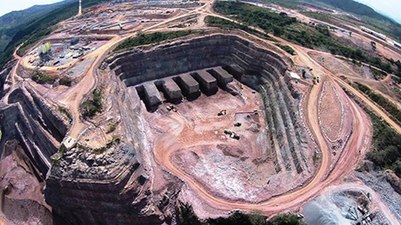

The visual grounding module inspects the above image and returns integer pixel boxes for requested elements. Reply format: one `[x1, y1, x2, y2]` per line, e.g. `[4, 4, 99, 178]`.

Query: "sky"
[353, 0, 401, 24]
[0, 0, 62, 17]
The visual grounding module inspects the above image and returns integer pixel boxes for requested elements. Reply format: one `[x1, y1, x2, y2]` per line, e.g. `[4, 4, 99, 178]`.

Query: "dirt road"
[64, 2, 209, 140]
[3, 46, 23, 105]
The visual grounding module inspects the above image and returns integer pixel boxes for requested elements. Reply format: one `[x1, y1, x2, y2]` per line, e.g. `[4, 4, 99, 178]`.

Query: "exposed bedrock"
[108, 34, 311, 175]
[45, 71, 182, 225]
[44, 34, 314, 224]
[0, 65, 12, 99]
[0, 85, 69, 177]
[108, 34, 287, 88]
[45, 144, 165, 225]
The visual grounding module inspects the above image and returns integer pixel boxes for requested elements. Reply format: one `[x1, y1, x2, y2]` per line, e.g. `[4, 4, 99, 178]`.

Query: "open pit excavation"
[2, 0, 401, 224]
[27, 33, 369, 224]
[107, 34, 316, 203]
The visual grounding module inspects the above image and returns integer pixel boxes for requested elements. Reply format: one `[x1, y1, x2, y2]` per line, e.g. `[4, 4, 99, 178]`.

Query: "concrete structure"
[191, 71, 217, 94]
[208, 67, 234, 87]
[78, 0, 82, 16]
[162, 78, 182, 102]
[175, 74, 200, 98]
[143, 83, 162, 107]
[289, 72, 301, 80]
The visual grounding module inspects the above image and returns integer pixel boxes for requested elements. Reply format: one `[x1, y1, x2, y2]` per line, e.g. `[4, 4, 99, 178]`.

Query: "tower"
[78, 0, 82, 16]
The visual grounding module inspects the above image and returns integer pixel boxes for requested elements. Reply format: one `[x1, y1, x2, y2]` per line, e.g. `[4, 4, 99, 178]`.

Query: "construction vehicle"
[224, 129, 240, 140]
[301, 68, 320, 84]
[312, 76, 320, 85]
[166, 105, 177, 112]
[224, 129, 232, 135]
[218, 109, 227, 116]
[231, 133, 240, 140]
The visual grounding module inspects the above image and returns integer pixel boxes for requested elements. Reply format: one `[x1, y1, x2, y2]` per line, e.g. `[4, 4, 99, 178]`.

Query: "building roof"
[289, 72, 301, 80]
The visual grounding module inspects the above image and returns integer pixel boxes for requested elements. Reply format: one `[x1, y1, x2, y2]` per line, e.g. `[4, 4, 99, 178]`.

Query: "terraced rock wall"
[0, 85, 69, 176]
[108, 35, 287, 87]
[45, 34, 313, 225]
[44, 71, 180, 225]
[108, 34, 310, 175]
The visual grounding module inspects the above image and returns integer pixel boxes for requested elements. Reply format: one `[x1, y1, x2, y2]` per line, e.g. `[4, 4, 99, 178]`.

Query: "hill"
[0, 0, 108, 70]
[308, 0, 401, 41]
[0, 1, 73, 52]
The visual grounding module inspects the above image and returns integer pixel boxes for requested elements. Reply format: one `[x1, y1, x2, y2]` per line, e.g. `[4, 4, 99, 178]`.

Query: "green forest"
[366, 113, 401, 177]
[353, 82, 401, 125]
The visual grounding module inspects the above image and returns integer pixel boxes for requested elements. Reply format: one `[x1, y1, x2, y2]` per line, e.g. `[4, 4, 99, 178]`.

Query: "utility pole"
[78, 0, 82, 16]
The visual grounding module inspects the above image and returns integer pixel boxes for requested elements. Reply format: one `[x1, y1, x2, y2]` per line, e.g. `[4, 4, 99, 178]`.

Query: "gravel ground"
[355, 170, 401, 223]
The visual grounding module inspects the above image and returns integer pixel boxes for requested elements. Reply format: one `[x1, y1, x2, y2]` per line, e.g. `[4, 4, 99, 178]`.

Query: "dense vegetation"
[353, 82, 401, 125]
[178, 205, 305, 225]
[350, 82, 401, 177]
[59, 76, 73, 86]
[392, 60, 401, 78]
[0, 1, 69, 52]
[32, 71, 56, 84]
[213, 1, 395, 75]
[114, 30, 196, 52]
[204, 16, 274, 41]
[261, 0, 401, 43]
[81, 87, 103, 118]
[0, 0, 107, 70]
[275, 44, 296, 55]
[366, 113, 401, 177]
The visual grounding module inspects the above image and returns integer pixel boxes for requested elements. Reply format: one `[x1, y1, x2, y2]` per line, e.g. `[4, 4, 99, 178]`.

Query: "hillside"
[308, 0, 401, 41]
[0, 0, 108, 70]
[0, 1, 73, 52]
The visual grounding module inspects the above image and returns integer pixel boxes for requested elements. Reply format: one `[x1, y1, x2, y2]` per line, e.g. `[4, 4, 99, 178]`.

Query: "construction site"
[0, 0, 401, 224]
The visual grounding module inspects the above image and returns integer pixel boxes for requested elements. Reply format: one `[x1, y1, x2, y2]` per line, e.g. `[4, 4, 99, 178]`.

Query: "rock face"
[0, 85, 69, 177]
[207, 67, 233, 87]
[162, 78, 182, 101]
[191, 70, 218, 95]
[143, 82, 162, 107]
[45, 143, 165, 225]
[176, 74, 200, 98]
[109, 35, 287, 87]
